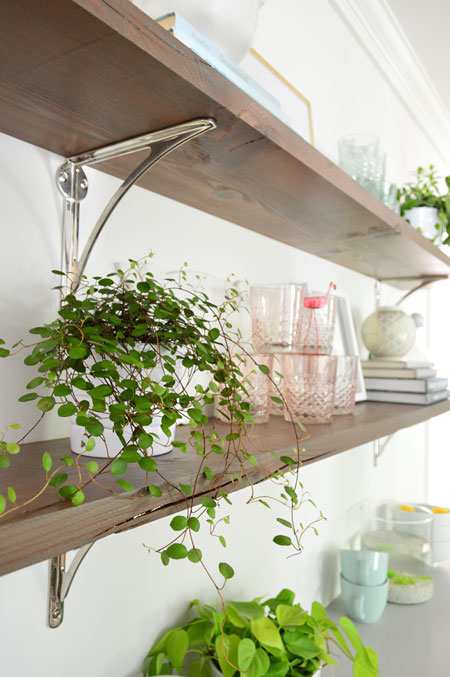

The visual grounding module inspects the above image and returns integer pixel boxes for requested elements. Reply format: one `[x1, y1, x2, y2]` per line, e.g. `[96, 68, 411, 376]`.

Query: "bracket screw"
[58, 172, 68, 184]
[80, 179, 88, 191]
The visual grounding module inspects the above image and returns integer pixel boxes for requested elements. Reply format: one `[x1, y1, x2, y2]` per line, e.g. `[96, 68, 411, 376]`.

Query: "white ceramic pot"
[404, 206, 442, 242]
[132, 0, 266, 63]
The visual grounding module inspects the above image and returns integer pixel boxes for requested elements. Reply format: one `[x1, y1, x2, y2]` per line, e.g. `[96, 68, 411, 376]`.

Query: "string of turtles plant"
[0, 256, 324, 593]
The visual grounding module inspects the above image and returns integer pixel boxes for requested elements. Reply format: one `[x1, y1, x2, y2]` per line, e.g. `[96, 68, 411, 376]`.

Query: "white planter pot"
[132, 0, 266, 63]
[404, 207, 442, 242]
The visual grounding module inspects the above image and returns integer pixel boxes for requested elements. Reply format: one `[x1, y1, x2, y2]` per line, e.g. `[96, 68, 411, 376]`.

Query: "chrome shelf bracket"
[56, 118, 216, 289]
[48, 543, 94, 628]
[50, 117, 216, 627]
[373, 434, 395, 467]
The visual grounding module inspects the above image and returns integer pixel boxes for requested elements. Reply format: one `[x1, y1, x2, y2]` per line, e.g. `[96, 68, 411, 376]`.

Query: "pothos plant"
[398, 164, 450, 243]
[144, 588, 379, 677]
[0, 256, 324, 594]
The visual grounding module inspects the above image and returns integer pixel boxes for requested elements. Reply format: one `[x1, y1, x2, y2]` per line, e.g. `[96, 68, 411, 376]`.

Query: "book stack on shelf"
[363, 360, 449, 405]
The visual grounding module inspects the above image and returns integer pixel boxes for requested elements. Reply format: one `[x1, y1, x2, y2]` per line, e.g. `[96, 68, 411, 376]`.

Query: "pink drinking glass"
[333, 355, 358, 415]
[296, 284, 337, 354]
[250, 284, 304, 352]
[282, 354, 337, 424]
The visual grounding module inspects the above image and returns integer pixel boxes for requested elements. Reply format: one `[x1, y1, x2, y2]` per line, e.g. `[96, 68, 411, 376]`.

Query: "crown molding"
[328, 0, 450, 164]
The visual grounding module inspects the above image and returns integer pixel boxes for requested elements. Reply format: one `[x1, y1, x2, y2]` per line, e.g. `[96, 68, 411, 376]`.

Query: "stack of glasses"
[242, 283, 359, 425]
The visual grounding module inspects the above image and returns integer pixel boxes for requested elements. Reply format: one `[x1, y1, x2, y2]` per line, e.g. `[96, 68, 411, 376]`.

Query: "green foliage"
[398, 165, 450, 243]
[145, 588, 379, 677]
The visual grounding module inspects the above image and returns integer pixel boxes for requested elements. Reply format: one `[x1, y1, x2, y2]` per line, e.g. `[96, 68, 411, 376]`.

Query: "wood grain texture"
[1, 401, 449, 576]
[0, 0, 449, 287]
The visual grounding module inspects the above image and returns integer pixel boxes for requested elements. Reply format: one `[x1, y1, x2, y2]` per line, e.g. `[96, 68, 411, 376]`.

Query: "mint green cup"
[340, 574, 388, 623]
[340, 549, 389, 586]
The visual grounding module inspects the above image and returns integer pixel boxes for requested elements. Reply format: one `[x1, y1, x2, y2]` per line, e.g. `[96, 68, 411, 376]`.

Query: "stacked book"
[363, 360, 449, 405]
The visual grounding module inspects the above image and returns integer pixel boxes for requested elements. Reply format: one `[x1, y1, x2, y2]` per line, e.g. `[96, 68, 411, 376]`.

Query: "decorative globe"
[361, 307, 416, 358]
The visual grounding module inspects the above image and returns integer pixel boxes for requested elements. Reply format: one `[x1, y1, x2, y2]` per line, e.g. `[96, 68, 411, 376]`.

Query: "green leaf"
[188, 516, 201, 532]
[85, 419, 104, 437]
[68, 345, 88, 359]
[282, 631, 320, 659]
[0, 348, 10, 358]
[270, 396, 283, 405]
[7, 487, 16, 504]
[248, 648, 270, 677]
[120, 447, 140, 463]
[276, 518, 292, 529]
[18, 393, 38, 402]
[219, 562, 234, 580]
[275, 604, 306, 627]
[166, 543, 188, 560]
[219, 535, 227, 548]
[227, 601, 264, 622]
[138, 457, 157, 472]
[238, 638, 256, 671]
[280, 455, 295, 466]
[110, 458, 128, 476]
[166, 629, 189, 673]
[6, 443, 20, 455]
[215, 634, 240, 677]
[9, 423, 20, 430]
[53, 384, 72, 397]
[170, 515, 188, 531]
[49, 473, 68, 488]
[71, 490, 85, 506]
[148, 485, 162, 497]
[42, 452, 52, 472]
[0, 494, 5, 514]
[187, 548, 202, 563]
[180, 483, 192, 495]
[26, 376, 44, 389]
[116, 479, 134, 493]
[61, 455, 74, 466]
[85, 461, 99, 474]
[250, 616, 284, 652]
[258, 363, 270, 375]
[37, 396, 55, 412]
[58, 485, 78, 499]
[203, 466, 214, 481]
[86, 438, 96, 452]
[273, 535, 292, 546]
[138, 432, 153, 449]
[0, 455, 10, 468]
[201, 496, 216, 509]
[58, 402, 77, 417]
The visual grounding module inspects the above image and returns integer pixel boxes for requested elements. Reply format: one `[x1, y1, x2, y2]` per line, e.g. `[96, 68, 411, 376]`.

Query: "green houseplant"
[0, 257, 323, 591]
[398, 164, 450, 243]
[144, 588, 379, 677]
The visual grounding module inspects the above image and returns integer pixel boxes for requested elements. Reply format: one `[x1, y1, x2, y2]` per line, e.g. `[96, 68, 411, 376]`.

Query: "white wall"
[0, 1, 448, 675]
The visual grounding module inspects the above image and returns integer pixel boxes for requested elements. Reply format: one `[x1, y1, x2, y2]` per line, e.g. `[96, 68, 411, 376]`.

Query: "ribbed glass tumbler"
[282, 354, 337, 424]
[216, 353, 273, 424]
[296, 293, 337, 354]
[333, 355, 358, 415]
[250, 284, 304, 352]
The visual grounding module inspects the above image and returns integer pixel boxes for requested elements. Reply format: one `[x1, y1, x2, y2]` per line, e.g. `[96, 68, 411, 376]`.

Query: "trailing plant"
[0, 256, 324, 592]
[145, 587, 379, 677]
[398, 164, 450, 243]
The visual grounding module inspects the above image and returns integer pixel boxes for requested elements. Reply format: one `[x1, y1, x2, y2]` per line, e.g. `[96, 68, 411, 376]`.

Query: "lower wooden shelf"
[0, 400, 449, 576]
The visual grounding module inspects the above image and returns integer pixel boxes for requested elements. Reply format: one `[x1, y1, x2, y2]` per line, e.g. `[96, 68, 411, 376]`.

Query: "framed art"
[240, 48, 315, 145]
[333, 295, 367, 402]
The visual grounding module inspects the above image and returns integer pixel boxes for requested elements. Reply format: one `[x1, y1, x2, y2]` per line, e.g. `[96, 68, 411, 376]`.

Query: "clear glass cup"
[333, 355, 358, 415]
[361, 502, 434, 604]
[338, 133, 379, 183]
[250, 284, 304, 353]
[215, 353, 273, 424]
[282, 354, 337, 424]
[361, 150, 386, 199]
[296, 292, 337, 354]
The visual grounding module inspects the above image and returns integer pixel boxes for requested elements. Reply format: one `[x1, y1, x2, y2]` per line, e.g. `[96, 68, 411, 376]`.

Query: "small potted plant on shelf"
[144, 587, 379, 677]
[398, 164, 450, 244]
[0, 256, 324, 593]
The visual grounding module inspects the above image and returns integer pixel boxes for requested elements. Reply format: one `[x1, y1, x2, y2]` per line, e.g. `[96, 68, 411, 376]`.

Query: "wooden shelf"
[1, 0, 449, 288]
[1, 400, 449, 576]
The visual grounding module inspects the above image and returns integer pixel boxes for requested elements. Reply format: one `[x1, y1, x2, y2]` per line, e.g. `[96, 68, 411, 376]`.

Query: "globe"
[361, 307, 416, 358]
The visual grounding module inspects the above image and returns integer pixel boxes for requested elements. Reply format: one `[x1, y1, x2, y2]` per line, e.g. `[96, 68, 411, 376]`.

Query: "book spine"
[172, 14, 280, 108]
[171, 27, 291, 124]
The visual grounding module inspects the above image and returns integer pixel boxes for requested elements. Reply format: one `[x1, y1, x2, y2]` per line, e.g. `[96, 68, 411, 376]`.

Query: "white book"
[366, 390, 449, 405]
[362, 359, 434, 369]
[157, 13, 291, 126]
[363, 367, 436, 379]
[365, 377, 448, 394]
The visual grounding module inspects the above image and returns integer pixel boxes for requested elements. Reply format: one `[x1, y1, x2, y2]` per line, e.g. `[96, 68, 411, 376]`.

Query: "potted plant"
[144, 587, 379, 677]
[398, 164, 450, 244]
[0, 256, 324, 591]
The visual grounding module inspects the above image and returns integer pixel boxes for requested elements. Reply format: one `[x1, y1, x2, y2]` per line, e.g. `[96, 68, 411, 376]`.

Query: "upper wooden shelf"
[1, 400, 449, 577]
[1, 0, 450, 288]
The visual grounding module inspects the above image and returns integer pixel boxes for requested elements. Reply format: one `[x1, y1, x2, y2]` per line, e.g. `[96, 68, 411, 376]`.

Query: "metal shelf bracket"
[48, 543, 94, 628]
[56, 118, 216, 288]
[49, 117, 216, 627]
[373, 434, 395, 467]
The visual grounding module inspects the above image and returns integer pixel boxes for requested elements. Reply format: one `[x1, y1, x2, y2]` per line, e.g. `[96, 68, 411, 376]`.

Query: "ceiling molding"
[328, 0, 450, 164]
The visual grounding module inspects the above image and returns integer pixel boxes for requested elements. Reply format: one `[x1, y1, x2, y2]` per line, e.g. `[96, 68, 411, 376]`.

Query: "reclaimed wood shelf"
[1, 0, 450, 288]
[1, 400, 449, 576]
